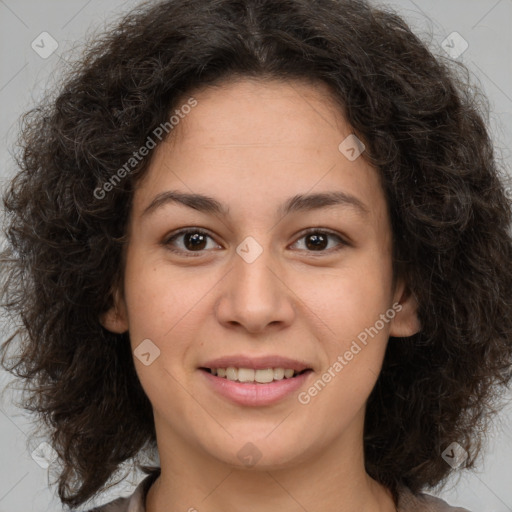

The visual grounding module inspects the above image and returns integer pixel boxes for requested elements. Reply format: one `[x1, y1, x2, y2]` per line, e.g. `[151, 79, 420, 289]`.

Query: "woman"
[1, 0, 511, 511]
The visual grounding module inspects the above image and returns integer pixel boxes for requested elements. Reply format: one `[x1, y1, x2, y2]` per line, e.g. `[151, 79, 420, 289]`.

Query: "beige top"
[86, 471, 472, 512]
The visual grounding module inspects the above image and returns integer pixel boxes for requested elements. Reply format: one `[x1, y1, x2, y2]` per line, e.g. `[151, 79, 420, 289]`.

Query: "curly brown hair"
[1, 0, 512, 508]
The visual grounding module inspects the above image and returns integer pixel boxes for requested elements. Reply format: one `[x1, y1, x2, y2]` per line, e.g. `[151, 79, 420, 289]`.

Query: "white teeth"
[255, 368, 274, 383]
[238, 368, 255, 382]
[209, 367, 304, 383]
[273, 368, 285, 380]
[283, 369, 294, 378]
[226, 367, 237, 381]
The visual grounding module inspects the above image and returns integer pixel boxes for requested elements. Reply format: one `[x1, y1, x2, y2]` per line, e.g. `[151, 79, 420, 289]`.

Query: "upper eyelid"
[164, 228, 218, 244]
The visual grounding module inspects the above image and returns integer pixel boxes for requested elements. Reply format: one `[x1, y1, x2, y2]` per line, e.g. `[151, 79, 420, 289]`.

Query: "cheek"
[122, 252, 187, 343]
[122, 251, 220, 357]
[310, 256, 393, 339]
[301, 261, 394, 419]
[304, 256, 394, 409]
[121, 255, 204, 401]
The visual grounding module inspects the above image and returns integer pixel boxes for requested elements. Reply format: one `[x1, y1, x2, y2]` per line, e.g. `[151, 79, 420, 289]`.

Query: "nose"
[214, 240, 296, 334]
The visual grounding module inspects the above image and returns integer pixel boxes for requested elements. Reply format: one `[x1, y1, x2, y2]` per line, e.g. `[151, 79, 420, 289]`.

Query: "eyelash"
[162, 227, 349, 258]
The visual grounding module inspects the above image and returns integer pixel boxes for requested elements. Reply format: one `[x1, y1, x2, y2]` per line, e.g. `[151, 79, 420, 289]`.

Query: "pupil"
[185, 233, 206, 251]
[306, 233, 327, 251]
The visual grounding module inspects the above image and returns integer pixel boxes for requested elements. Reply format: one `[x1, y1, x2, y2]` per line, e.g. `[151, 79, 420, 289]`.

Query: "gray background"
[0, 1, 511, 511]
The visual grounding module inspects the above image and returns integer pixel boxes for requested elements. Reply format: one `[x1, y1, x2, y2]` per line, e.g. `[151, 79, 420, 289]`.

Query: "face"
[102, 78, 420, 471]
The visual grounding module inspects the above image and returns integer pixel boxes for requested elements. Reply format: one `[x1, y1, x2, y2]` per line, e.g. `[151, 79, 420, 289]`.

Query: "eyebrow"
[141, 189, 370, 219]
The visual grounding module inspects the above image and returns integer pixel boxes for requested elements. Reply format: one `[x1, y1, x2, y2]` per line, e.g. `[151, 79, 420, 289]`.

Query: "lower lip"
[199, 369, 313, 407]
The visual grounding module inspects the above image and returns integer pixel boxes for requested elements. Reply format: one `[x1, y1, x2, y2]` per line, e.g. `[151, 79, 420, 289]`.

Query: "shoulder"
[397, 485, 473, 512]
[80, 470, 160, 512]
[82, 494, 133, 512]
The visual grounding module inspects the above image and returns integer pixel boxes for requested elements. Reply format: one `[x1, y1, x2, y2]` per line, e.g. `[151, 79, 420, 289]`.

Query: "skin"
[102, 77, 421, 512]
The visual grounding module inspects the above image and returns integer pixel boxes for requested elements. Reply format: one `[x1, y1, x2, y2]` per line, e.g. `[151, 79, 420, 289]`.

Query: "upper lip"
[200, 355, 312, 372]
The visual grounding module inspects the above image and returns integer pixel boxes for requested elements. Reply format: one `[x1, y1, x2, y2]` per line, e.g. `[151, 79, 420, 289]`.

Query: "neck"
[145, 409, 397, 512]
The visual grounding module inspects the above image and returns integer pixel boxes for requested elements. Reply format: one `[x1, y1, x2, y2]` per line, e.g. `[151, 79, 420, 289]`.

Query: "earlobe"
[389, 281, 421, 338]
[99, 289, 129, 334]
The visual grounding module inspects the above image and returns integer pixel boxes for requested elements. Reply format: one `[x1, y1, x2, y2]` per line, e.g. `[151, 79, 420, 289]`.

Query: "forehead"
[169, 77, 348, 148]
[132, 78, 388, 230]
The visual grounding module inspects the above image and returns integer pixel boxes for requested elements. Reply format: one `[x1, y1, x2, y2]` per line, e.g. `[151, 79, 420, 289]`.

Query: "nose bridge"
[235, 237, 275, 291]
[234, 234, 280, 305]
[215, 234, 294, 332]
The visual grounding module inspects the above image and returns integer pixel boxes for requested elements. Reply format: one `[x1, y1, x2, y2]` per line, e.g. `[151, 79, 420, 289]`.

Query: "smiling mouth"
[199, 367, 312, 384]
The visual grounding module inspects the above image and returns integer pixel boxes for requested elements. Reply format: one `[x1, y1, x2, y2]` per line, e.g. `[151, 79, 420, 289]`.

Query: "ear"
[389, 278, 421, 337]
[99, 288, 129, 334]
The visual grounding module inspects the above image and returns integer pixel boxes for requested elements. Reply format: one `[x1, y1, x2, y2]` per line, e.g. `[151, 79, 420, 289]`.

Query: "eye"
[290, 228, 348, 254]
[162, 227, 349, 257]
[162, 228, 221, 257]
